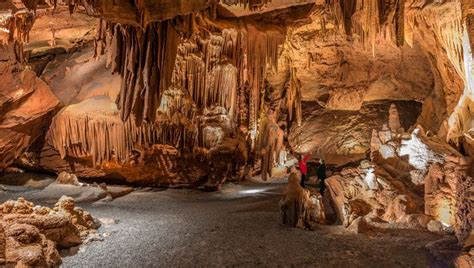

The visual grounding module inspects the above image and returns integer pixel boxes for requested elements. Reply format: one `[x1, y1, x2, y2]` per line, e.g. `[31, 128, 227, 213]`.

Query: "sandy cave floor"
[0, 176, 448, 268]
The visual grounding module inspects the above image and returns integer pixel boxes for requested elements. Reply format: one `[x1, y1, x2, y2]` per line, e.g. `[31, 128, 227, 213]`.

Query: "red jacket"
[298, 154, 311, 175]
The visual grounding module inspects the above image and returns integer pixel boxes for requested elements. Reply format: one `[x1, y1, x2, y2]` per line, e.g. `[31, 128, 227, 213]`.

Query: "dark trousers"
[319, 179, 326, 195]
[300, 173, 306, 188]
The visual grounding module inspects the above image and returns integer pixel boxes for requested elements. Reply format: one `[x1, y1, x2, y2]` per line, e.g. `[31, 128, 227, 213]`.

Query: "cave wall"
[11, 5, 303, 185]
[1, 0, 473, 186]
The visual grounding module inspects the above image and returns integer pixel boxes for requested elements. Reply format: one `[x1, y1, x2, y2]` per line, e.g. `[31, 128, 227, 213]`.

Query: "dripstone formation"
[0, 0, 473, 266]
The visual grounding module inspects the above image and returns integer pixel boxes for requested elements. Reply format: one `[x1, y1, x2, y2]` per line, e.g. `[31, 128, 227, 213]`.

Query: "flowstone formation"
[0, 196, 99, 267]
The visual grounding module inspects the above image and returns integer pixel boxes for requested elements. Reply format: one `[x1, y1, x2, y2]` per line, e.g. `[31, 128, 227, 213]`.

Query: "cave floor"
[0, 180, 446, 267]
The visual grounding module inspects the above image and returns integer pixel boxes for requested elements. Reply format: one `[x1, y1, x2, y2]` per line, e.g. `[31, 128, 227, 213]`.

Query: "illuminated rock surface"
[0, 0, 473, 266]
[0, 196, 99, 267]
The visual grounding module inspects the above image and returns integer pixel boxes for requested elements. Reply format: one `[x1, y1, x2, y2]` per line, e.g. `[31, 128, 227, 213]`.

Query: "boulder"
[427, 220, 444, 234]
[56, 171, 80, 186]
[347, 217, 372, 234]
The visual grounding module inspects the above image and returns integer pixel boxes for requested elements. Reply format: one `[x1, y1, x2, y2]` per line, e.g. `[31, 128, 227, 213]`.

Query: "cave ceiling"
[0, 0, 472, 184]
[0, 2, 473, 267]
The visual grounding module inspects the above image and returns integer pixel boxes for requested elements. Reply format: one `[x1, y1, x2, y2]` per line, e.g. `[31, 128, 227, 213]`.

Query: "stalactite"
[6, 9, 35, 63]
[328, 0, 406, 53]
[207, 63, 238, 118]
[109, 17, 182, 123]
[93, 19, 108, 59]
[86, 12, 286, 176]
[244, 25, 284, 143]
[406, 3, 465, 78]
[287, 66, 302, 127]
[394, 0, 405, 46]
[335, 0, 357, 35]
[221, 0, 272, 11]
[47, 97, 197, 167]
[353, 0, 380, 56]
[169, 17, 283, 139]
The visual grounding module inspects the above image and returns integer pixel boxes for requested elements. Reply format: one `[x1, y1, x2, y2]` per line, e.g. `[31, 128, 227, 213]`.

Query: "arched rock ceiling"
[0, 0, 473, 182]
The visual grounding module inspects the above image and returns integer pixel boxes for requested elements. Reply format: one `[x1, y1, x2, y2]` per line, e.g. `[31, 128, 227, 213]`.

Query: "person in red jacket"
[298, 153, 311, 188]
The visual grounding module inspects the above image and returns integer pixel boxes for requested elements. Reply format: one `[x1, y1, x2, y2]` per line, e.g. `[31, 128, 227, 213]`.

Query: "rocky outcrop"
[0, 196, 99, 267]
[280, 171, 324, 229]
[326, 103, 473, 249]
[0, 68, 60, 169]
[325, 161, 427, 228]
[289, 101, 421, 156]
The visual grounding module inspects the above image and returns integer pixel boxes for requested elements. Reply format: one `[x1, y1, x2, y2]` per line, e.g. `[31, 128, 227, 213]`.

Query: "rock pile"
[0, 196, 99, 267]
[325, 161, 427, 229]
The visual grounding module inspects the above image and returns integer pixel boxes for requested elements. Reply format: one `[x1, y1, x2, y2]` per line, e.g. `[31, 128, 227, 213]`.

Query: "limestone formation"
[0, 0, 472, 265]
[0, 68, 60, 169]
[326, 104, 473, 248]
[56, 171, 80, 186]
[424, 155, 474, 244]
[0, 196, 99, 267]
[279, 171, 324, 229]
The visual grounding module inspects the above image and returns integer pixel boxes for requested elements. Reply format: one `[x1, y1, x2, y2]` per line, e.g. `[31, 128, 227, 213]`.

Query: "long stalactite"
[49, 11, 288, 170]
[106, 18, 182, 123]
[46, 97, 197, 167]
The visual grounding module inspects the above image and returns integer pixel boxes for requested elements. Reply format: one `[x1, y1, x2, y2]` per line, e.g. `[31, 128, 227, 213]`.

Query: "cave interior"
[0, 0, 473, 267]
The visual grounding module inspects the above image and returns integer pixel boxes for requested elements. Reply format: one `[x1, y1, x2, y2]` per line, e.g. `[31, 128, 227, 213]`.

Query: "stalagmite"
[280, 170, 323, 229]
[388, 103, 402, 133]
[256, 113, 284, 181]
